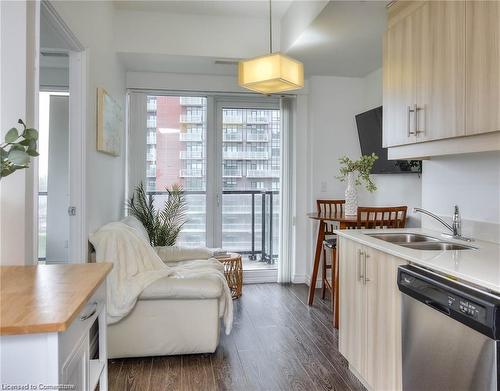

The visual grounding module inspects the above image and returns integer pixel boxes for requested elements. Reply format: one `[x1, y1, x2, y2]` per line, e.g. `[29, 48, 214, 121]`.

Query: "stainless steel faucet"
[413, 205, 473, 242]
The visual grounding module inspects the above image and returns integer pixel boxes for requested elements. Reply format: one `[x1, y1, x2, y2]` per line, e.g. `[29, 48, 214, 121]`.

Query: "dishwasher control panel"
[398, 265, 500, 340]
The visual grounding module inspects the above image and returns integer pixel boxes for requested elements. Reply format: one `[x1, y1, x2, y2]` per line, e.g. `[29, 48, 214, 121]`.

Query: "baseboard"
[243, 268, 277, 284]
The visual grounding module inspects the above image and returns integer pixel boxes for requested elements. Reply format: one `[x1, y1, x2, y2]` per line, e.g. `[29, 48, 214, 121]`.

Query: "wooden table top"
[0, 263, 112, 336]
[307, 211, 360, 223]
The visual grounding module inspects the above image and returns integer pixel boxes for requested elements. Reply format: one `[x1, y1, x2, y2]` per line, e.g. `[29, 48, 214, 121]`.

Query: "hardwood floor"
[108, 283, 365, 391]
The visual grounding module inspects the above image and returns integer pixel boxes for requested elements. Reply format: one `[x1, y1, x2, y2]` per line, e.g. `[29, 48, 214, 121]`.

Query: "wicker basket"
[216, 253, 243, 299]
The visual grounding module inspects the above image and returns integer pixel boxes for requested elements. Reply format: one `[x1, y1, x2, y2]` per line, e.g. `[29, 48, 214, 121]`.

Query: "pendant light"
[238, 0, 304, 94]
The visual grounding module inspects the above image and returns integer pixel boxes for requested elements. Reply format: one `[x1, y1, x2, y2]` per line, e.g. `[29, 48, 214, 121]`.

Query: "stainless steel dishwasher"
[398, 265, 500, 391]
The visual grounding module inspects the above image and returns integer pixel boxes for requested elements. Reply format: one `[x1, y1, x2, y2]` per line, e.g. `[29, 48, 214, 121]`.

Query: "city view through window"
[145, 96, 280, 269]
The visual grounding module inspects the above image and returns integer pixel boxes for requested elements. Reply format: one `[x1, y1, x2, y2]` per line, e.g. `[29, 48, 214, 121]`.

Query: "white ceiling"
[287, 1, 387, 77]
[116, 0, 388, 78]
[114, 0, 293, 19]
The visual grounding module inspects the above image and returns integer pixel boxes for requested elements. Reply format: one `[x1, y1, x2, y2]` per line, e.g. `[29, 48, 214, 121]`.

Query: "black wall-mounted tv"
[355, 106, 422, 174]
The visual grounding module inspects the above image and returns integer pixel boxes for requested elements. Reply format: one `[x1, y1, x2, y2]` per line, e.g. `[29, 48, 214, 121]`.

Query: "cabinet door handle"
[80, 302, 98, 321]
[357, 249, 364, 282]
[416, 105, 424, 135]
[363, 253, 371, 284]
[407, 106, 414, 136]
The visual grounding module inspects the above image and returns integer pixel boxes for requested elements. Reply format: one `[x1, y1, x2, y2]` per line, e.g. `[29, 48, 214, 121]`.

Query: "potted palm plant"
[337, 153, 378, 215]
[127, 182, 188, 246]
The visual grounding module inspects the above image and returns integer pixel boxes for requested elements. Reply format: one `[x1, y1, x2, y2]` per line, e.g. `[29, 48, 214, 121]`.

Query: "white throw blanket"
[89, 222, 233, 334]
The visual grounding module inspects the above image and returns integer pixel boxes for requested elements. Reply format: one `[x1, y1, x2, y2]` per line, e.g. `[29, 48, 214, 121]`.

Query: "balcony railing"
[223, 151, 269, 160]
[146, 165, 156, 177]
[179, 132, 203, 142]
[223, 168, 242, 178]
[147, 133, 156, 144]
[147, 100, 157, 112]
[246, 133, 269, 142]
[147, 118, 157, 128]
[179, 169, 203, 177]
[146, 151, 156, 161]
[223, 132, 243, 142]
[247, 169, 280, 178]
[145, 190, 279, 263]
[179, 150, 203, 159]
[180, 114, 203, 123]
[180, 97, 204, 106]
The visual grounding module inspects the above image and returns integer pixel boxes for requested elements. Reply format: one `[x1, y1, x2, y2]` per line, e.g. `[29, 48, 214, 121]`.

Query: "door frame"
[36, 1, 87, 263]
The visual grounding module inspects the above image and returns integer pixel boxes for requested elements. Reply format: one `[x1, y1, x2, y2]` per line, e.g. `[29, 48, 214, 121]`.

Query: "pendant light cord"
[269, 0, 273, 53]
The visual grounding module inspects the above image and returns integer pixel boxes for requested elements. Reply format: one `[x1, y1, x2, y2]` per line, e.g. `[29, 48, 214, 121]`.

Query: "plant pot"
[344, 172, 358, 216]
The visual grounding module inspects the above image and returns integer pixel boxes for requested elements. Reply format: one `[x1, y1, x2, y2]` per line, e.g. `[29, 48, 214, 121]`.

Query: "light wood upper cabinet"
[383, 11, 417, 147]
[383, 0, 499, 153]
[415, 1, 466, 141]
[338, 237, 404, 391]
[466, 0, 500, 135]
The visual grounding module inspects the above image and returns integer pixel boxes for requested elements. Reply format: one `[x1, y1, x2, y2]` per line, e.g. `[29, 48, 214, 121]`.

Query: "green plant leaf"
[27, 149, 39, 157]
[5, 128, 18, 143]
[25, 128, 38, 141]
[8, 149, 29, 166]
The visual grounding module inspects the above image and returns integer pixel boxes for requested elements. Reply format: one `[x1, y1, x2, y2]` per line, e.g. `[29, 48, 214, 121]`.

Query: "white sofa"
[105, 217, 227, 358]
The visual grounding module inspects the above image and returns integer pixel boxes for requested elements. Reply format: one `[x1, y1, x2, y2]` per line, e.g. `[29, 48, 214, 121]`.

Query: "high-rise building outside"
[145, 95, 280, 267]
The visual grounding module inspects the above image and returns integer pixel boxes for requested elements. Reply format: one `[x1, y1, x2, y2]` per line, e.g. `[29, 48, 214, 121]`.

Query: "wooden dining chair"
[316, 200, 345, 311]
[356, 206, 408, 229]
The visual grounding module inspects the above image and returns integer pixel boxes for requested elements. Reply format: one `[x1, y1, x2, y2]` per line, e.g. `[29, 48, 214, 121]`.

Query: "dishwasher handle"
[424, 299, 451, 316]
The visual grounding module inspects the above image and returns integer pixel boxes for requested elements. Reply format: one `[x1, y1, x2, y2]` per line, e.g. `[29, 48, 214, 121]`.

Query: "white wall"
[421, 152, 500, 243]
[293, 69, 422, 283]
[52, 1, 127, 237]
[0, 1, 37, 265]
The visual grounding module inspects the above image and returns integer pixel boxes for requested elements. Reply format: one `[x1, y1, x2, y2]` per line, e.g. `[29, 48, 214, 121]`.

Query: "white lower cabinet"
[62, 335, 89, 391]
[338, 237, 405, 391]
[0, 282, 107, 391]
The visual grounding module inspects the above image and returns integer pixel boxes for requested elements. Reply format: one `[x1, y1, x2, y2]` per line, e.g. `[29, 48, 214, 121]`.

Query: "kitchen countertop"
[334, 228, 500, 294]
[0, 263, 112, 335]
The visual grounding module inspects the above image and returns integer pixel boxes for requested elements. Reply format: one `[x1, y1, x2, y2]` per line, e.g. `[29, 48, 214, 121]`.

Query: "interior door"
[214, 99, 281, 274]
[38, 93, 71, 262]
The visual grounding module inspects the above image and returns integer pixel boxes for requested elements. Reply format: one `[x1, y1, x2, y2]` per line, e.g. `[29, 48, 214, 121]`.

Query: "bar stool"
[316, 200, 345, 314]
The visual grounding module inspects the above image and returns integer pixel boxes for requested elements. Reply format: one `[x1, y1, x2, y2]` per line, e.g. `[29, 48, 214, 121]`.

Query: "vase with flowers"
[336, 153, 378, 215]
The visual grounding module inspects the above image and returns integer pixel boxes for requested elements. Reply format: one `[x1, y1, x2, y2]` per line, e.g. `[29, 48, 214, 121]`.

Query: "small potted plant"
[337, 153, 378, 215]
[1, 119, 39, 179]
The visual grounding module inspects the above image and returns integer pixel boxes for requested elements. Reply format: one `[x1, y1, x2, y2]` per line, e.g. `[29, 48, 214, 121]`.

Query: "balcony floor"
[242, 257, 277, 270]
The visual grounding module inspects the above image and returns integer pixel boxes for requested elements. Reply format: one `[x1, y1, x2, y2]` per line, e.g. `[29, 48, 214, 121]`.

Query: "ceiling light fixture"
[238, 0, 304, 94]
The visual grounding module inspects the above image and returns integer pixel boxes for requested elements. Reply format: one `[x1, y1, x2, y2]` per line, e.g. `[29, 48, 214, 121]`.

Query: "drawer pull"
[80, 302, 98, 321]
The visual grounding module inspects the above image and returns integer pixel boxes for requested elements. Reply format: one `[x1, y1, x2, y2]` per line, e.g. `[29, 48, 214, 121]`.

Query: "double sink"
[367, 233, 476, 251]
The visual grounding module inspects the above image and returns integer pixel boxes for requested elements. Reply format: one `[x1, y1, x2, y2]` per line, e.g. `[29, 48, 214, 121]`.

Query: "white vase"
[344, 172, 358, 215]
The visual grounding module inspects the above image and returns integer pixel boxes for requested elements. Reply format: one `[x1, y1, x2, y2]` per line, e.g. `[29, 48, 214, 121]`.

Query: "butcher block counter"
[0, 263, 112, 390]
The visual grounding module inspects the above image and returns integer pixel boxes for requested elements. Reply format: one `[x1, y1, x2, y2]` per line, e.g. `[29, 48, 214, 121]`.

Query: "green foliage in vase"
[336, 153, 379, 193]
[127, 182, 188, 246]
[1, 119, 39, 178]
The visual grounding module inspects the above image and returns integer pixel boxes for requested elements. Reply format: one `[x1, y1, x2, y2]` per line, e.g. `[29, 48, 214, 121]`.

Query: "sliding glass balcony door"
[138, 95, 281, 274]
[216, 102, 281, 272]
